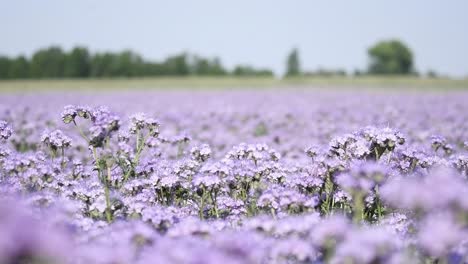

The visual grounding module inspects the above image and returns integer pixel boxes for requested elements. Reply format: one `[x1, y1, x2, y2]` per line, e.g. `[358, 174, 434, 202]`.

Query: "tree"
[90, 53, 115, 77]
[191, 56, 218, 75]
[30, 46, 66, 78]
[232, 65, 274, 77]
[64, 47, 90, 78]
[191, 56, 211, 75]
[8, 56, 29, 78]
[163, 53, 190, 76]
[113, 50, 143, 77]
[1, 46, 278, 79]
[426, 70, 438, 78]
[233, 65, 256, 76]
[209, 57, 227, 76]
[368, 40, 414, 75]
[0, 56, 11, 79]
[285, 48, 301, 77]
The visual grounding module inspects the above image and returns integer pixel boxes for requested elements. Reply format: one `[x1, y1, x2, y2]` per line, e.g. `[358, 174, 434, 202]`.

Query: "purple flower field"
[0, 90, 467, 264]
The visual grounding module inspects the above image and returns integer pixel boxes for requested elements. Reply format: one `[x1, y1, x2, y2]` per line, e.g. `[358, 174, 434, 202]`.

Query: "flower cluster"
[0, 91, 467, 264]
[0, 120, 13, 140]
[41, 129, 72, 151]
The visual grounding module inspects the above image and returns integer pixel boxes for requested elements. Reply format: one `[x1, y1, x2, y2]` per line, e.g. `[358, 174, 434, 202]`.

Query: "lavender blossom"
[0, 120, 13, 140]
[41, 129, 72, 151]
[417, 213, 467, 258]
[1, 92, 468, 264]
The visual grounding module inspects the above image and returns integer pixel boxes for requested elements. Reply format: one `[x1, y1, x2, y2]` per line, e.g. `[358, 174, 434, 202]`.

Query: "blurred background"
[1, 0, 467, 90]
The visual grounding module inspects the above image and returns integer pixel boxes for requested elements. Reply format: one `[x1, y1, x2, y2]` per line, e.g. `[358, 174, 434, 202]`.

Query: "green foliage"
[426, 70, 438, 78]
[368, 40, 414, 75]
[0, 42, 424, 80]
[111, 51, 144, 77]
[285, 48, 301, 77]
[8, 56, 29, 78]
[304, 68, 347, 77]
[0, 56, 11, 79]
[30, 46, 66, 78]
[232, 65, 274, 77]
[191, 56, 227, 76]
[90, 51, 144, 77]
[64, 47, 90, 78]
[163, 53, 190, 76]
[0, 46, 277, 79]
[90, 53, 115, 77]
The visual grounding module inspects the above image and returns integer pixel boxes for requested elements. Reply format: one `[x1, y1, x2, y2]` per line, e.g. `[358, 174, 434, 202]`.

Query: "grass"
[0, 76, 467, 93]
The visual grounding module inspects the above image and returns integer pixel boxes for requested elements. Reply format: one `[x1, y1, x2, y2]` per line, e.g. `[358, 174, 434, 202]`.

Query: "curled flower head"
[305, 145, 320, 158]
[431, 135, 447, 150]
[0, 120, 13, 140]
[328, 134, 373, 160]
[61, 105, 93, 124]
[41, 129, 72, 151]
[86, 106, 121, 147]
[430, 135, 454, 155]
[329, 134, 357, 153]
[451, 154, 468, 175]
[0, 145, 11, 158]
[61, 105, 77, 124]
[92, 106, 120, 133]
[191, 144, 212, 162]
[171, 133, 191, 144]
[361, 126, 405, 149]
[76, 105, 93, 119]
[192, 174, 221, 189]
[227, 143, 280, 163]
[129, 113, 160, 137]
[118, 131, 131, 143]
[129, 113, 147, 131]
[257, 185, 317, 214]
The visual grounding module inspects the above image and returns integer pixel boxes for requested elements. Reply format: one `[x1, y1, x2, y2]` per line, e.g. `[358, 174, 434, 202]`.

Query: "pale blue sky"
[1, 0, 467, 76]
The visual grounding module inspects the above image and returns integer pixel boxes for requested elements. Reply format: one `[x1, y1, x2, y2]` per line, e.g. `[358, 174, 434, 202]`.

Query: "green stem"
[270, 208, 276, 219]
[375, 186, 383, 220]
[91, 147, 102, 183]
[73, 120, 90, 144]
[322, 172, 334, 214]
[51, 149, 56, 163]
[374, 148, 380, 160]
[210, 190, 219, 218]
[104, 166, 112, 223]
[92, 147, 98, 164]
[61, 147, 65, 169]
[133, 133, 148, 166]
[331, 197, 335, 214]
[135, 129, 140, 151]
[323, 241, 335, 264]
[123, 132, 148, 182]
[353, 192, 365, 223]
[177, 142, 186, 158]
[324, 195, 330, 214]
[199, 196, 205, 220]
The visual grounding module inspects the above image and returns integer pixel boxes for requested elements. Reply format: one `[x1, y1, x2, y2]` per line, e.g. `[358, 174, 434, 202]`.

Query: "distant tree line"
[0, 40, 425, 80]
[0, 46, 274, 79]
[284, 39, 420, 78]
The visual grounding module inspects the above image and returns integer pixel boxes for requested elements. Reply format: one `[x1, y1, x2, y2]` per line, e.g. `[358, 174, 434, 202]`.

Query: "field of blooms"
[0, 90, 467, 264]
